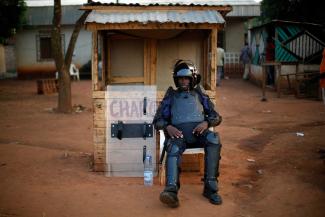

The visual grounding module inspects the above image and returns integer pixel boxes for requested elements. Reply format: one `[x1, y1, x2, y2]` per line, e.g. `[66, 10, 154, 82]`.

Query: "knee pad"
[205, 131, 222, 160]
[166, 138, 185, 157]
[205, 131, 220, 145]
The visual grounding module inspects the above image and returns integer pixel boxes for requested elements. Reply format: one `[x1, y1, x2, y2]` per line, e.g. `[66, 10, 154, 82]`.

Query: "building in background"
[15, 5, 92, 79]
[15, 1, 260, 79]
[249, 20, 325, 98]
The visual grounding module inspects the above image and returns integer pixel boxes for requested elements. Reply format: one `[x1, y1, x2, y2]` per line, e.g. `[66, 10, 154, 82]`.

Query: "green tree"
[260, 0, 325, 24]
[0, 0, 26, 44]
[52, 0, 90, 113]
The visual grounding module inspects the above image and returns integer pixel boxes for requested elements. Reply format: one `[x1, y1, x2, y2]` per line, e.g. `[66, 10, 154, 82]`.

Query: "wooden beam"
[144, 39, 157, 85]
[144, 40, 149, 85]
[102, 32, 108, 86]
[92, 31, 99, 91]
[106, 37, 112, 84]
[110, 76, 144, 84]
[110, 34, 142, 40]
[210, 29, 217, 91]
[202, 37, 208, 89]
[85, 23, 224, 31]
[92, 90, 105, 99]
[150, 39, 157, 85]
[99, 32, 106, 90]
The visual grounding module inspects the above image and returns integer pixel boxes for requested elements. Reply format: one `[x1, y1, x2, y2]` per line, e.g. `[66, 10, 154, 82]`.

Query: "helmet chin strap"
[178, 83, 190, 91]
[179, 85, 189, 91]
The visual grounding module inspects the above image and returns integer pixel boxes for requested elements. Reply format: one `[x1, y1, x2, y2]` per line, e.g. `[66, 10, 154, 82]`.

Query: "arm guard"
[195, 85, 222, 127]
[152, 86, 174, 130]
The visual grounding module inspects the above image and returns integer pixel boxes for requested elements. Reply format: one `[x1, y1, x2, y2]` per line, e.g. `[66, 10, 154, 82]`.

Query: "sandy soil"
[0, 79, 324, 217]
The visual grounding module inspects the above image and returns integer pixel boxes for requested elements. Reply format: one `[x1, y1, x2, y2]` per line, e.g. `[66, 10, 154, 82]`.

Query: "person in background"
[320, 48, 325, 104]
[217, 42, 225, 86]
[153, 60, 223, 208]
[265, 37, 275, 86]
[240, 42, 252, 80]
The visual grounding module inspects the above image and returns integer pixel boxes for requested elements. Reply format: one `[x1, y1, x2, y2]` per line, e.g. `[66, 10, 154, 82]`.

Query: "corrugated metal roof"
[26, 0, 259, 7]
[25, 5, 83, 26]
[84, 0, 259, 7]
[227, 5, 260, 17]
[85, 10, 225, 24]
[24, 1, 259, 26]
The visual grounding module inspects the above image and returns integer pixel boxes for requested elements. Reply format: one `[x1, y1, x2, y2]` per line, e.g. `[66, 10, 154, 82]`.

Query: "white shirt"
[216, 47, 225, 66]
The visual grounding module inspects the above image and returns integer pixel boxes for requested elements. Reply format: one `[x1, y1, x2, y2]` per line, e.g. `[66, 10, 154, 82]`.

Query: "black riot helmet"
[172, 60, 201, 89]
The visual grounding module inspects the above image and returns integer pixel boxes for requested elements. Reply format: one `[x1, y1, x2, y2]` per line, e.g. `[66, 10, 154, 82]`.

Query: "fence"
[224, 52, 244, 78]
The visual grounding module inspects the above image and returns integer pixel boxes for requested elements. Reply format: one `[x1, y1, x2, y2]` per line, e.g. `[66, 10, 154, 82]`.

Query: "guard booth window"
[110, 38, 144, 78]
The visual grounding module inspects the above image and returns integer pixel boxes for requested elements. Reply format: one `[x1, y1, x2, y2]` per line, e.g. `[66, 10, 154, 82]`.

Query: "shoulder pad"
[164, 86, 176, 97]
[194, 85, 207, 95]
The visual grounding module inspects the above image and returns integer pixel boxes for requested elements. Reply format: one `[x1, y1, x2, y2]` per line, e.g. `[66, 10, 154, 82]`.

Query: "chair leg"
[199, 153, 205, 176]
[159, 153, 166, 186]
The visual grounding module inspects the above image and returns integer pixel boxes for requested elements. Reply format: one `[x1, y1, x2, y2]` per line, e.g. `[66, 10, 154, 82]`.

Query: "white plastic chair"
[55, 63, 80, 80]
[158, 130, 205, 185]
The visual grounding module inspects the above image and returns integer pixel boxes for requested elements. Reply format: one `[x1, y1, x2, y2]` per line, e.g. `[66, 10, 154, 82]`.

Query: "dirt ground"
[0, 79, 324, 217]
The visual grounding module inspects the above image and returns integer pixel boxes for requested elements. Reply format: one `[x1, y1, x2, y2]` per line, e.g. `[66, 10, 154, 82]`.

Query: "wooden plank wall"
[93, 91, 106, 171]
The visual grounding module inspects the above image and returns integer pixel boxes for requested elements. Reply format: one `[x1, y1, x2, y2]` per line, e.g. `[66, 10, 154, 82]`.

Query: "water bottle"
[144, 155, 153, 186]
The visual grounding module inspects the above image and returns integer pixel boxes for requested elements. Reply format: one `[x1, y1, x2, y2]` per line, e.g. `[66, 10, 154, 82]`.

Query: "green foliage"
[260, 0, 325, 25]
[0, 0, 27, 44]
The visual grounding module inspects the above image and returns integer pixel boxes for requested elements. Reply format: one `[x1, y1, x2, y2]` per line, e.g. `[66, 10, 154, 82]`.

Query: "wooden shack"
[81, 2, 232, 173]
[249, 20, 325, 97]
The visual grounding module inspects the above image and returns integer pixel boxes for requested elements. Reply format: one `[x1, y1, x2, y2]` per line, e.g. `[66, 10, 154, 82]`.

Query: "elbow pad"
[207, 115, 222, 127]
[154, 120, 168, 130]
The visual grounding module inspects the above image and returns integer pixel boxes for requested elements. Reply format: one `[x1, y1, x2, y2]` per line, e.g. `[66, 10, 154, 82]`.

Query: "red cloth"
[265, 42, 275, 61]
[320, 48, 325, 88]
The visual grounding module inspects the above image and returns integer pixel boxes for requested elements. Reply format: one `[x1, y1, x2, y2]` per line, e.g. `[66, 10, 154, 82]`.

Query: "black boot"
[203, 179, 222, 205]
[203, 132, 222, 205]
[160, 141, 182, 208]
[160, 185, 179, 208]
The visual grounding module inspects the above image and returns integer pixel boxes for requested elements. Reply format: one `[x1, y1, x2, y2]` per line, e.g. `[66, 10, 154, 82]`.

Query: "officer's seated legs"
[160, 130, 222, 207]
[202, 131, 222, 205]
[160, 138, 185, 208]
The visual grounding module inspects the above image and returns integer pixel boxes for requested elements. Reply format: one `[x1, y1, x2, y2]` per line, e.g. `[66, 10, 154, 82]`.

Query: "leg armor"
[203, 131, 222, 205]
[160, 138, 185, 208]
[165, 138, 185, 190]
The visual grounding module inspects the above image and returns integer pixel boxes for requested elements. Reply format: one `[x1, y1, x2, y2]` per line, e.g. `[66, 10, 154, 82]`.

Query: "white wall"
[224, 20, 246, 52]
[15, 27, 91, 76]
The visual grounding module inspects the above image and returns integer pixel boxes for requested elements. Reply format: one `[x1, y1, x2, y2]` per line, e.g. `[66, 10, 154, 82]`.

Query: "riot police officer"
[153, 60, 223, 208]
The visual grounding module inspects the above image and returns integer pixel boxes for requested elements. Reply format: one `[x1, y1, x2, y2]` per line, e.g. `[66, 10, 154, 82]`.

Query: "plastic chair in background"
[55, 63, 80, 80]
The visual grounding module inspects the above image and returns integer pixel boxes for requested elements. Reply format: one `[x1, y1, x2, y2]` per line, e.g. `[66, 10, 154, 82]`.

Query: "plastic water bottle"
[144, 155, 153, 186]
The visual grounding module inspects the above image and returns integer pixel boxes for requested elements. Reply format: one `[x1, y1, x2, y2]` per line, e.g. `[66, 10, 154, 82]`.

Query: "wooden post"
[150, 39, 157, 85]
[202, 37, 208, 89]
[144, 40, 149, 85]
[92, 31, 99, 91]
[144, 39, 157, 85]
[295, 63, 299, 96]
[107, 37, 112, 84]
[100, 31, 107, 89]
[210, 29, 217, 91]
[276, 64, 281, 98]
[261, 64, 267, 101]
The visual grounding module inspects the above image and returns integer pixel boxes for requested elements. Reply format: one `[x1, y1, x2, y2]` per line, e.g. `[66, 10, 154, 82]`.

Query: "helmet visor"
[174, 68, 192, 77]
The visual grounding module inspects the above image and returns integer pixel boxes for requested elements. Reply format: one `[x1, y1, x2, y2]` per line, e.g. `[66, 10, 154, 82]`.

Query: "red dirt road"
[0, 79, 324, 217]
